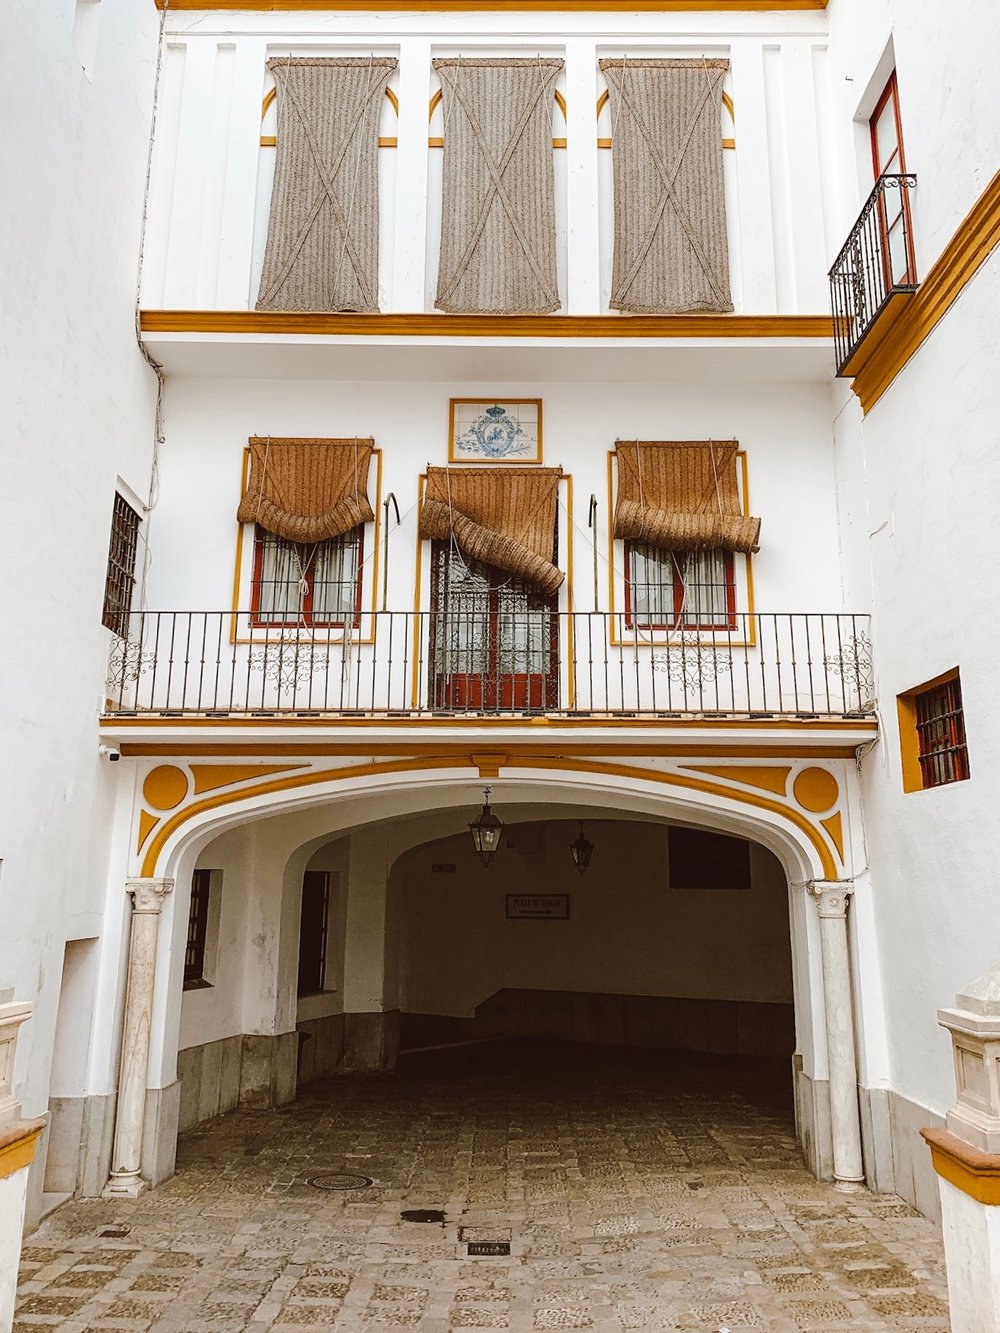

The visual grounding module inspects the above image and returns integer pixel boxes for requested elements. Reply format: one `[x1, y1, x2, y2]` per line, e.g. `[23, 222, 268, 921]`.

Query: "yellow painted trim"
[141, 311, 834, 340]
[190, 763, 308, 794]
[820, 810, 844, 861]
[896, 666, 961, 795]
[159, 1, 828, 10]
[685, 764, 791, 796]
[922, 1129, 1000, 1206]
[600, 137, 734, 150]
[852, 168, 1000, 413]
[139, 753, 836, 879]
[107, 714, 873, 734]
[262, 84, 398, 148]
[792, 765, 840, 814]
[137, 808, 160, 853]
[411, 472, 426, 711]
[0, 1126, 43, 1179]
[119, 739, 865, 759]
[143, 765, 189, 812]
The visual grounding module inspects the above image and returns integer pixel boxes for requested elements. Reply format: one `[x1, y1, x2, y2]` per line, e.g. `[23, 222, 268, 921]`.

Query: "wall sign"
[506, 893, 569, 920]
[449, 398, 543, 463]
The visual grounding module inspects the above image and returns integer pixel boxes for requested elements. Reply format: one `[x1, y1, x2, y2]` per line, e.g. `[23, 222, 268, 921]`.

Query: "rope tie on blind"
[612, 56, 727, 309]
[331, 52, 375, 309]
[437, 57, 559, 311]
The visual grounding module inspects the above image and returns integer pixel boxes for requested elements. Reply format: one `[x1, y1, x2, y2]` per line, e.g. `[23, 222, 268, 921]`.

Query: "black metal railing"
[829, 172, 917, 374]
[105, 611, 876, 720]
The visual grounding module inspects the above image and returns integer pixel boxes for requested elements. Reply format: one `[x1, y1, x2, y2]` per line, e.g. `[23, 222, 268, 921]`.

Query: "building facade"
[2, 0, 999, 1303]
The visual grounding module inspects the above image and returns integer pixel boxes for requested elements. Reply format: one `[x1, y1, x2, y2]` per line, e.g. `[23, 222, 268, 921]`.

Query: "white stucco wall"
[826, 0, 1000, 1122]
[394, 818, 791, 1018]
[144, 374, 845, 620]
[0, 0, 159, 1198]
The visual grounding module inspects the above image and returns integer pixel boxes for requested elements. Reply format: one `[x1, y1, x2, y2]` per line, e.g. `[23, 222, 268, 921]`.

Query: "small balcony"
[830, 172, 918, 377]
[105, 611, 875, 722]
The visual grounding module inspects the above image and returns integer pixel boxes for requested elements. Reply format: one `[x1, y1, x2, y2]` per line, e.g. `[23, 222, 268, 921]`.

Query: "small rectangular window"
[668, 826, 752, 890]
[251, 527, 362, 628]
[298, 870, 330, 996]
[102, 493, 141, 635]
[184, 869, 212, 987]
[898, 670, 970, 792]
[625, 544, 736, 631]
[869, 71, 916, 286]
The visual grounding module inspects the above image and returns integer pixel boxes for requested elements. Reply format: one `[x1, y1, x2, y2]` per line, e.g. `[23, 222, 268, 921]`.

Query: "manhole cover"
[468, 1241, 511, 1256]
[400, 1208, 445, 1224]
[308, 1172, 373, 1191]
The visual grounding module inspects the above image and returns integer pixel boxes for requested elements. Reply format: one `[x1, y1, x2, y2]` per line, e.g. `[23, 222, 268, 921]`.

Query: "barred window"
[625, 544, 735, 630]
[102, 493, 141, 635]
[184, 869, 212, 987]
[250, 527, 362, 628]
[915, 676, 970, 789]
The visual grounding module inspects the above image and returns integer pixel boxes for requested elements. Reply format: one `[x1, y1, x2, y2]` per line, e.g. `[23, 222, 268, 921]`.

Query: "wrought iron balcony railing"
[105, 611, 875, 720]
[829, 172, 917, 375]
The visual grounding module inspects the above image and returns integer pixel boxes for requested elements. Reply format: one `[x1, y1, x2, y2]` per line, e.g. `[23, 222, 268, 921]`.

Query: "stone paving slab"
[17, 1042, 949, 1331]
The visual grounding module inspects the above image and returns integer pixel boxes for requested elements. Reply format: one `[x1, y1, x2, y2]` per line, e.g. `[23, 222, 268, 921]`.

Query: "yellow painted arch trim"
[140, 755, 835, 878]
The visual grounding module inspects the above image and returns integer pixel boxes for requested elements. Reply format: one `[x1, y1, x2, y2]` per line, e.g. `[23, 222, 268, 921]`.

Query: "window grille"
[251, 526, 363, 628]
[102, 493, 141, 635]
[184, 869, 212, 985]
[915, 676, 970, 789]
[626, 545, 735, 630]
[298, 870, 330, 996]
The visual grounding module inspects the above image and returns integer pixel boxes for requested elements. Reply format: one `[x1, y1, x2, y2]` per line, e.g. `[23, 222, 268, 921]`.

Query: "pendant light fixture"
[570, 822, 594, 874]
[468, 786, 504, 867]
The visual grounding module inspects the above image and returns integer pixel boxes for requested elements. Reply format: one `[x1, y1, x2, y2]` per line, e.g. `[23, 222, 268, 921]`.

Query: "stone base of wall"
[296, 1013, 346, 1085]
[177, 1032, 297, 1133]
[401, 990, 796, 1058]
[344, 1011, 400, 1071]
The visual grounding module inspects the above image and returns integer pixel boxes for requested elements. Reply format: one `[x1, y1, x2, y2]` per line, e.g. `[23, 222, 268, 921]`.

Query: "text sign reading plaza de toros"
[505, 895, 570, 920]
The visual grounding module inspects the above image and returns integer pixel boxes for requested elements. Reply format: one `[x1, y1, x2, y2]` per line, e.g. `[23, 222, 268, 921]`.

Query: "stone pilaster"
[924, 964, 1000, 1330]
[807, 880, 864, 1187]
[104, 878, 173, 1198]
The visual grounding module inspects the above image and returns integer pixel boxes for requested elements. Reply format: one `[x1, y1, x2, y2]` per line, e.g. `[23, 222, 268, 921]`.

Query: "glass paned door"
[870, 73, 916, 286]
[429, 544, 558, 711]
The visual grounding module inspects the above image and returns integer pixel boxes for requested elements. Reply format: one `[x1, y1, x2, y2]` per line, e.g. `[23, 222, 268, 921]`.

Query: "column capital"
[126, 878, 174, 914]
[807, 880, 854, 919]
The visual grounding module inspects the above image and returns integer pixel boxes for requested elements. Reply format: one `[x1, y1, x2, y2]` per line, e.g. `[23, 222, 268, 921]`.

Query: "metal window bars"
[105, 610, 876, 720]
[829, 172, 917, 376]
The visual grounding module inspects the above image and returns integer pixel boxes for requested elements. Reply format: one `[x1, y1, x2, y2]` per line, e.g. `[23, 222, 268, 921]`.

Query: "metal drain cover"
[309, 1172, 373, 1191]
[99, 1227, 131, 1239]
[400, 1208, 445, 1224]
[468, 1241, 511, 1256]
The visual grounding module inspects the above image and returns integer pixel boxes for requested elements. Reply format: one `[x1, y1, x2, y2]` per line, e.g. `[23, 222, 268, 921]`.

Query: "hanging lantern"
[570, 823, 594, 874]
[468, 787, 504, 867]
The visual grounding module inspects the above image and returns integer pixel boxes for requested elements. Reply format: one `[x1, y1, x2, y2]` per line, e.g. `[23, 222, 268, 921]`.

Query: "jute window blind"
[434, 58, 564, 315]
[419, 467, 564, 595]
[600, 59, 733, 315]
[256, 57, 397, 313]
[614, 442, 760, 553]
[237, 438, 375, 544]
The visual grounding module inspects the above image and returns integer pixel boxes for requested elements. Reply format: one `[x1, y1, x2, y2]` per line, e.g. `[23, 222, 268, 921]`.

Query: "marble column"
[104, 878, 173, 1198]
[808, 880, 864, 1187]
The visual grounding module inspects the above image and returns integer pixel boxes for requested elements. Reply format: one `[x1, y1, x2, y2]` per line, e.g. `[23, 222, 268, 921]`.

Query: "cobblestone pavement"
[17, 1041, 949, 1332]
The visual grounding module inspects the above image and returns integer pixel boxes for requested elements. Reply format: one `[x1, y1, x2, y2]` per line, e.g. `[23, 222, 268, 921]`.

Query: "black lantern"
[468, 787, 504, 867]
[570, 823, 594, 874]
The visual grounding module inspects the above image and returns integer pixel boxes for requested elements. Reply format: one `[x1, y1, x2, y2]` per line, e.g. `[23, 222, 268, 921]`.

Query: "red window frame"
[915, 675, 970, 789]
[623, 544, 737, 632]
[249, 525, 364, 630]
[870, 71, 917, 285]
[428, 543, 560, 712]
[184, 869, 211, 987]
